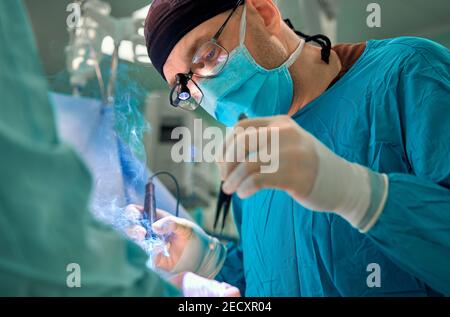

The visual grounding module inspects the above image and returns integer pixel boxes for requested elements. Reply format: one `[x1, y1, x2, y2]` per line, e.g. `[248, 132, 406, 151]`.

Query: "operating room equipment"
[143, 178, 158, 239]
[214, 182, 232, 233]
[142, 171, 181, 239]
[170, 72, 203, 111]
[66, 0, 148, 105]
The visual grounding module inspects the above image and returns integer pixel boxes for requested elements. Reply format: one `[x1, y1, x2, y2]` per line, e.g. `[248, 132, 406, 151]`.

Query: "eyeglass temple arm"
[212, 0, 245, 41]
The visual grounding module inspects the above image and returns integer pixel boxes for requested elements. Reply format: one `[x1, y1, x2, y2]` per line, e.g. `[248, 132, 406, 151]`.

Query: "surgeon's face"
[163, 0, 289, 87]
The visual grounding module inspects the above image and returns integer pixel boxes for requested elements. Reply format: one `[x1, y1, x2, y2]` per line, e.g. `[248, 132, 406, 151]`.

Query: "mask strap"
[240, 4, 304, 67]
[284, 18, 332, 64]
[239, 4, 247, 46]
[285, 39, 305, 67]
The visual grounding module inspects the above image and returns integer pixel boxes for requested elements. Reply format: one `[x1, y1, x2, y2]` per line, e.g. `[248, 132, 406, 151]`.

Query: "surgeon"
[137, 0, 450, 296]
[0, 0, 241, 297]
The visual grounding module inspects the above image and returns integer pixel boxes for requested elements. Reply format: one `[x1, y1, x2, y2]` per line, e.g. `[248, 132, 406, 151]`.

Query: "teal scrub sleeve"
[367, 43, 450, 296]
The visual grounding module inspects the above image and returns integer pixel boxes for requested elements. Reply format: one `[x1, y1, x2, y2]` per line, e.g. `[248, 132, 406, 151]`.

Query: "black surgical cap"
[145, 0, 240, 80]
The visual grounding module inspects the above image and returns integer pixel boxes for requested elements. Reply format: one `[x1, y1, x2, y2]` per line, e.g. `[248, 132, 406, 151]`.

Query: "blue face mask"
[199, 4, 305, 127]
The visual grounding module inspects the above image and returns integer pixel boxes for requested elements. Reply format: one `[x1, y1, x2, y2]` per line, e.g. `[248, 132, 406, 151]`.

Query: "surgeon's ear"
[246, 0, 282, 36]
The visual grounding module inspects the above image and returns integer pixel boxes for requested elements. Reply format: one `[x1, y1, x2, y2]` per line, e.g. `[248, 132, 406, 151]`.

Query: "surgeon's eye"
[203, 48, 218, 61]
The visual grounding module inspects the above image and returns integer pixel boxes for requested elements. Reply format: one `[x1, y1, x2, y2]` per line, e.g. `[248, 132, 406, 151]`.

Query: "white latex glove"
[219, 115, 389, 232]
[124, 205, 227, 278]
[172, 272, 241, 297]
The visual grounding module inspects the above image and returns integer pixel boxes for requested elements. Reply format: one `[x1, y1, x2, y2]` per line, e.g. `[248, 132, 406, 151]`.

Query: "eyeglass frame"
[169, 0, 245, 109]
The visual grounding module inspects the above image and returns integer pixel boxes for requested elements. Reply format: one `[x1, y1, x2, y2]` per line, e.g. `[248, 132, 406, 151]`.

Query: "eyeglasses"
[169, 0, 244, 110]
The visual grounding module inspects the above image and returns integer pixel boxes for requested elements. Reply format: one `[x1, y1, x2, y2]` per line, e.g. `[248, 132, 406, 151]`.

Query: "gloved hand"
[219, 115, 389, 232]
[172, 272, 241, 297]
[123, 205, 227, 278]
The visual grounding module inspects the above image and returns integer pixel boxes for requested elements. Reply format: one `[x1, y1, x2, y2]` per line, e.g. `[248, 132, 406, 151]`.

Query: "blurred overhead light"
[101, 35, 115, 55]
[118, 40, 135, 63]
[133, 5, 151, 20]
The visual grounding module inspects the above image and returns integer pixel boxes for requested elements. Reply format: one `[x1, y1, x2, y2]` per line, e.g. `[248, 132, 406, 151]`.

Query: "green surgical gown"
[0, 0, 179, 296]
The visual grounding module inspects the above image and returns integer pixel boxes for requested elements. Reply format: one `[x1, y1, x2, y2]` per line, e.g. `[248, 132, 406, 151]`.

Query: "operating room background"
[23, 0, 450, 241]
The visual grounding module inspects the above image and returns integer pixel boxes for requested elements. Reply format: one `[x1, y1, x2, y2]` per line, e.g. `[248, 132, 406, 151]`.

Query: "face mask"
[199, 4, 305, 127]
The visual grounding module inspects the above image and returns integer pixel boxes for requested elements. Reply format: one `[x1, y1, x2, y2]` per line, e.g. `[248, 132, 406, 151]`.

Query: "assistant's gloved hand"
[219, 116, 389, 232]
[124, 205, 227, 278]
[172, 272, 241, 297]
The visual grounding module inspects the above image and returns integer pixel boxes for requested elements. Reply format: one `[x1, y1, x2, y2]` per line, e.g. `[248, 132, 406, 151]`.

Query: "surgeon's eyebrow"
[166, 33, 214, 85]
[185, 33, 212, 64]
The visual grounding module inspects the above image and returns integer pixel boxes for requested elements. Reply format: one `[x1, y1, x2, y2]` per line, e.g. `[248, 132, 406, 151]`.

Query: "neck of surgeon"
[281, 25, 342, 115]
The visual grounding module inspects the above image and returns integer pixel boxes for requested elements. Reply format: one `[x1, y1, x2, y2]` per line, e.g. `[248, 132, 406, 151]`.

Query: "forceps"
[214, 114, 248, 233]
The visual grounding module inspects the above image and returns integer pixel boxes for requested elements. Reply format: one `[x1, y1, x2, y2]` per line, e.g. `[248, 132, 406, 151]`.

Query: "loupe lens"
[179, 91, 190, 101]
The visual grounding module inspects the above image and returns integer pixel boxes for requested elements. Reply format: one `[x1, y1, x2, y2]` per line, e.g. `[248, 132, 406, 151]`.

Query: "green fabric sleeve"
[0, 0, 179, 296]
